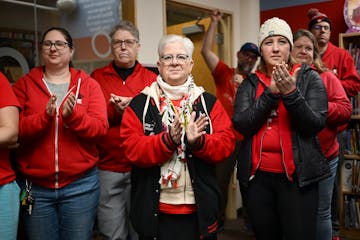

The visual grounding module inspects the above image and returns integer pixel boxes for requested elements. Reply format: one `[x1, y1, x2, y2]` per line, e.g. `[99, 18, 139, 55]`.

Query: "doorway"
[165, 1, 233, 95]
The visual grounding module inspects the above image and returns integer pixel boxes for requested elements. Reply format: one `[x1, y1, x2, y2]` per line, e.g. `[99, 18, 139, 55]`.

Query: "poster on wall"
[60, 0, 121, 66]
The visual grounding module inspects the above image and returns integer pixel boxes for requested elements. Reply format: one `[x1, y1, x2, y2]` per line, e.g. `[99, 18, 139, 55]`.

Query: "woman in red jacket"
[12, 27, 108, 240]
[291, 29, 352, 240]
[0, 72, 20, 240]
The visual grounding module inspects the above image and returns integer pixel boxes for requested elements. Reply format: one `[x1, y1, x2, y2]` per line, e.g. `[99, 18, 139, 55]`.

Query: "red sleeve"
[190, 100, 235, 163]
[120, 106, 176, 167]
[339, 51, 360, 97]
[91, 68, 122, 126]
[63, 78, 108, 138]
[321, 71, 352, 128]
[12, 77, 54, 140]
[212, 60, 235, 96]
[0, 72, 19, 108]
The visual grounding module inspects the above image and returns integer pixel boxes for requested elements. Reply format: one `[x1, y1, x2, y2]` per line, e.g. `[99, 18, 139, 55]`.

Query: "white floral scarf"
[157, 75, 196, 188]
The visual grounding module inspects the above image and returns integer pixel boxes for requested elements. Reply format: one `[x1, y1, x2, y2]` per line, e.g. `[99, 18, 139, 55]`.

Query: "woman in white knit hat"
[232, 17, 329, 240]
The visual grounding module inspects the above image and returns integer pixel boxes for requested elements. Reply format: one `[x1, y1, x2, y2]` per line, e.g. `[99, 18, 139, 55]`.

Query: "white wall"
[136, 0, 260, 65]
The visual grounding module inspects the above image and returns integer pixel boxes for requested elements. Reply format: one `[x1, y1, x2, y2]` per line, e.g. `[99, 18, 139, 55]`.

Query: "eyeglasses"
[111, 39, 138, 48]
[312, 25, 330, 31]
[41, 40, 69, 50]
[160, 54, 189, 65]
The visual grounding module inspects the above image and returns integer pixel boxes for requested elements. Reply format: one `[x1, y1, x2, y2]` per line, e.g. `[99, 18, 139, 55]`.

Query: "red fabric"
[251, 70, 297, 179]
[317, 71, 352, 160]
[120, 98, 235, 167]
[322, 42, 360, 97]
[0, 72, 20, 186]
[212, 60, 243, 140]
[12, 67, 108, 188]
[212, 60, 236, 118]
[159, 202, 196, 214]
[91, 62, 156, 172]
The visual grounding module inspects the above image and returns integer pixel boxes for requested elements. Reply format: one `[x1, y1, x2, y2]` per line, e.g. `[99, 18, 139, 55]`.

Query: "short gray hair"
[110, 20, 139, 42]
[158, 34, 194, 58]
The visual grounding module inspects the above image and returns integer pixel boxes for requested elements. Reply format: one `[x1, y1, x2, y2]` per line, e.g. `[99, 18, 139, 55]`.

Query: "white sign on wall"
[60, 0, 121, 38]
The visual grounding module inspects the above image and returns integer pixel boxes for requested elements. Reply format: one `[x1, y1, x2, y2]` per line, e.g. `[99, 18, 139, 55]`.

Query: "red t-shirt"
[0, 72, 20, 186]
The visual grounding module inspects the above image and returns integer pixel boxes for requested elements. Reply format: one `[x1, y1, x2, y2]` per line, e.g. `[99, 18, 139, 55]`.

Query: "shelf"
[344, 154, 360, 160]
[339, 31, 360, 239]
[340, 228, 360, 239]
[342, 191, 360, 197]
[339, 32, 360, 49]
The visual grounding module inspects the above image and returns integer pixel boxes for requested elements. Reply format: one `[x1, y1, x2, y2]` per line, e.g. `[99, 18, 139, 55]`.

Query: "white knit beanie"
[258, 17, 293, 49]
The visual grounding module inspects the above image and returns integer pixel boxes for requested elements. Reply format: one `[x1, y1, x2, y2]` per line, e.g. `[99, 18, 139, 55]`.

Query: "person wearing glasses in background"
[308, 8, 360, 97]
[119, 34, 235, 240]
[308, 8, 360, 240]
[90, 20, 156, 240]
[12, 27, 108, 240]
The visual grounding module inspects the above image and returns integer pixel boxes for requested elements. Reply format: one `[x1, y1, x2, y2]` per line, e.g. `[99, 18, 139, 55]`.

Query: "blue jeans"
[0, 180, 20, 240]
[317, 157, 338, 240]
[20, 168, 100, 240]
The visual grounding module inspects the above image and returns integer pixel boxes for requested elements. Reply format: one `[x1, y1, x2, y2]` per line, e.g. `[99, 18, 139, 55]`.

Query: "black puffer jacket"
[233, 64, 330, 187]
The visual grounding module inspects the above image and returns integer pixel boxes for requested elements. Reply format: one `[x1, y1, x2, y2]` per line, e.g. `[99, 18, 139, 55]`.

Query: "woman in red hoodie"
[12, 27, 108, 240]
[0, 72, 20, 240]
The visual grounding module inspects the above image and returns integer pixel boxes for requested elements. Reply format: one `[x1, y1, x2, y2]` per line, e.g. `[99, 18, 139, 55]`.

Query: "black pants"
[215, 140, 238, 224]
[139, 213, 217, 240]
[246, 171, 318, 240]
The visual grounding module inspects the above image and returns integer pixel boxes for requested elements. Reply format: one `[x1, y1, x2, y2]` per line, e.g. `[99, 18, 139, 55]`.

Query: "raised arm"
[201, 9, 222, 72]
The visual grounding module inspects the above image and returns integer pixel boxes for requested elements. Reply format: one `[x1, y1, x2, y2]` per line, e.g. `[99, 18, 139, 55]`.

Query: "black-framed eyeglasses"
[41, 40, 69, 50]
[111, 39, 138, 48]
[160, 54, 189, 65]
[312, 25, 330, 31]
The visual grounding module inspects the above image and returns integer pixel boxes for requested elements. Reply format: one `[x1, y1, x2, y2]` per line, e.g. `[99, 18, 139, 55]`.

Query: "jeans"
[0, 180, 20, 240]
[317, 157, 338, 240]
[20, 167, 100, 240]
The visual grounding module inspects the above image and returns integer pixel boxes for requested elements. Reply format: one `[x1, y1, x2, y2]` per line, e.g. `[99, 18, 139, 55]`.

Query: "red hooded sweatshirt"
[13, 67, 108, 189]
[0, 72, 20, 186]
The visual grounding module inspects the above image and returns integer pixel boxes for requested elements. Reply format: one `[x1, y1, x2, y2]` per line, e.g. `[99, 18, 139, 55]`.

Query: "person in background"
[91, 20, 156, 240]
[119, 34, 235, 240]
[12, 27, 108, 240]
[201, 8, 259, 230]
[291, 28, 352, 240]
[308, 8, 360, 239]
[0, 72, 20, 240]
[308, 8, 360, 97]
[232, 17, 329, 240]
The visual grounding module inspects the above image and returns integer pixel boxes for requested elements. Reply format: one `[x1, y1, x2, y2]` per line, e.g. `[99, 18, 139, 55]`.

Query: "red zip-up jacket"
[13, 67, 108, 189]
[91, 62, 156, 172]
[317, 71, 352, 160]
[322, 42, 360, 97]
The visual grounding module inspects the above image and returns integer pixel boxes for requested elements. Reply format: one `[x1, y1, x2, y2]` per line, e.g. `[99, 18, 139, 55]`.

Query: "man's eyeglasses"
[111, 39, 138, 48]
[41, 40, 69, 50]
[160, 54, 189, 65]
[312, 25, 330, 31]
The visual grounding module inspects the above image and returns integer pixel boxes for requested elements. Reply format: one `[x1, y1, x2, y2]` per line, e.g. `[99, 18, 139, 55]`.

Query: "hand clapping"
[271, 62, 298, 95]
